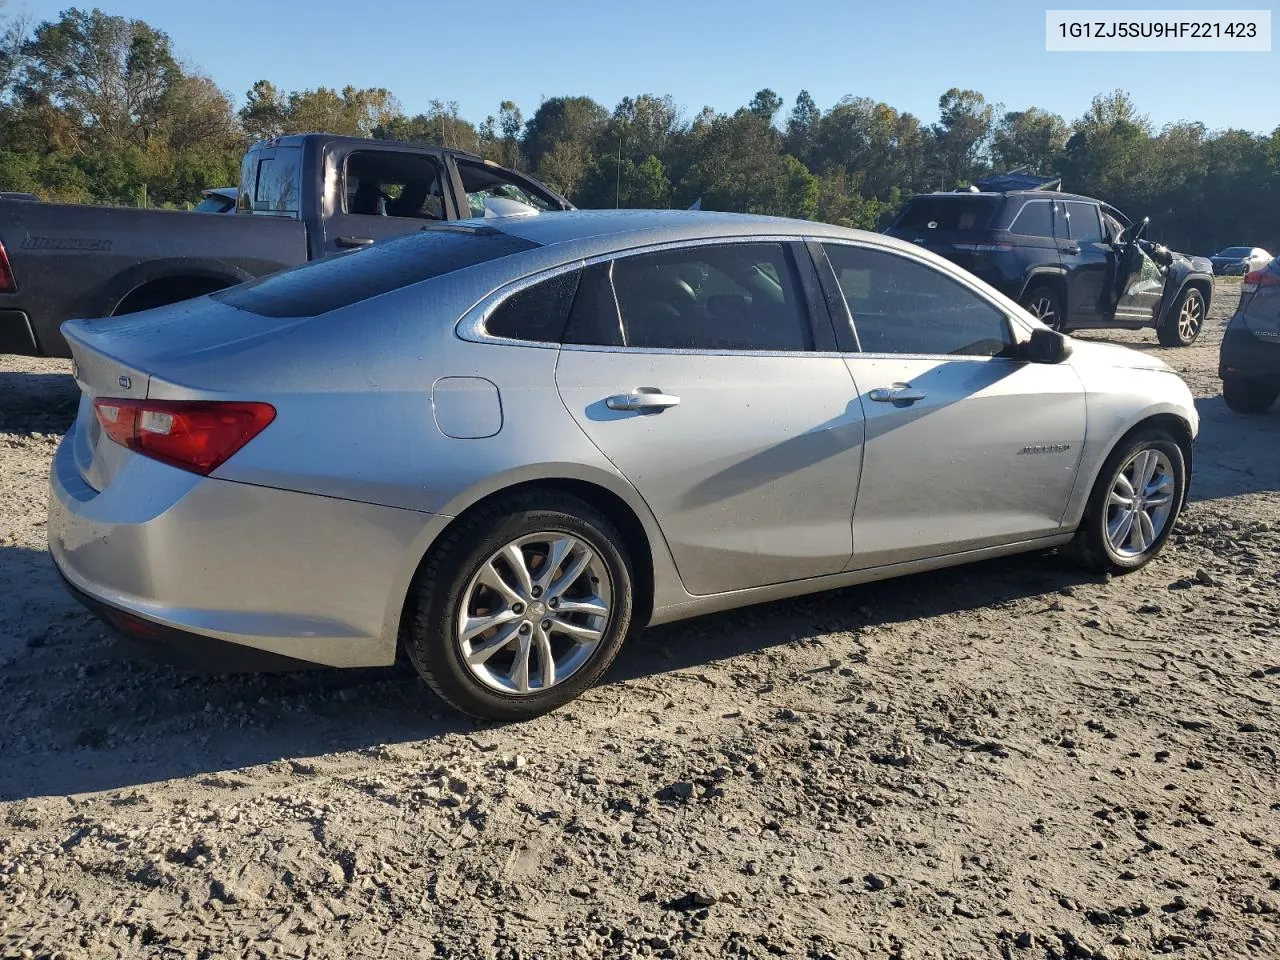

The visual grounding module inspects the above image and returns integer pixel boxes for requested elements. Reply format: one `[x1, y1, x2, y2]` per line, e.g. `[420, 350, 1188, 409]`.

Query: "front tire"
[1065, 429, 1186, 574]
[1223, 377, 1278, 415]
[404, 492, 635, 721]
[1022, 284, 1064, 331]
[1157, 286, 1206, 347]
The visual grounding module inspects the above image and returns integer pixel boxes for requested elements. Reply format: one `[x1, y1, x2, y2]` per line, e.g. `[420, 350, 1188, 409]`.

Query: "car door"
[321, 147, 454, 255]
[554, 239, 865, 596]
[1112, 238, 1165, 322]
[1057, 200, 1112, 326]
[819, 241, 1087, 570]
[448, 156, 570, 219]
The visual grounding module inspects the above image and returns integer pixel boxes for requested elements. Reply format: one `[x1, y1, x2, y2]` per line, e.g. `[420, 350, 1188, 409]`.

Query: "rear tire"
[1022, 284, 1064, 331]
[404, 492, 635, 721]
[1157, 286, 1206, 347]
[1223, 377, 1279, 415]
[1064, 428, 1186, 575]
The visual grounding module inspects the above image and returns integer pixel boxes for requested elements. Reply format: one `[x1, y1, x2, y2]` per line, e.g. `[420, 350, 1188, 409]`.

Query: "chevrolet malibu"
[49, 210, 1198, 720]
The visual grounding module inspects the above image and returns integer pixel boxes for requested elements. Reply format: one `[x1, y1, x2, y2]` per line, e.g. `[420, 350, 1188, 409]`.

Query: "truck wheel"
[1157, 287, 1206, 346]
[404, 492, 635, 721]
[1222, 377, 1279, 415]
[1022, 285, 1063, 331]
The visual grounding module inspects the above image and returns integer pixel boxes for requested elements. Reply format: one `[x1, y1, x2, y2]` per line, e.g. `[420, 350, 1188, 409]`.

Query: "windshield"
[1216, 247, 1252, 257]
[195, 194, 235, 213]
[890, 196, 1000, 232]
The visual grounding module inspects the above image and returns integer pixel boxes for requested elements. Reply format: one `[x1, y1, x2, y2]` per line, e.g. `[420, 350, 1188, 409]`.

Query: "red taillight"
[1241, 269, 1280, 295]
[0, 241, 16, 293]
[93, 398, 275, 475]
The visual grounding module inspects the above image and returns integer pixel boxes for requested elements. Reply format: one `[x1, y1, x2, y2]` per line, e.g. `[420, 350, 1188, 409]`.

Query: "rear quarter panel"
[0, 200, 307, 356]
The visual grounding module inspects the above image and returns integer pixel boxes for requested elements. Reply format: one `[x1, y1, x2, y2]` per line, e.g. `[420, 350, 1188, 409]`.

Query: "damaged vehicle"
[885, 171, 1214, 346]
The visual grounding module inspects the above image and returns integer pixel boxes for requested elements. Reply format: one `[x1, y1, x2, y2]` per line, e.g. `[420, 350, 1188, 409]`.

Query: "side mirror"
[1026, 327, 1073, 364]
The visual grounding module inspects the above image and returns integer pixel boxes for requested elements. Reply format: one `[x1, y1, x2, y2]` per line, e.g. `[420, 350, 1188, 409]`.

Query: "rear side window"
[1063, 201, 1103, 243]
[892, 197, 1000, 232]
[484, 270, 582, 343]
[607, 243, 812, 352]
[1009, 200, 1055, 238]
[214, 226, 539, 318]
[239, 147, 302, 216]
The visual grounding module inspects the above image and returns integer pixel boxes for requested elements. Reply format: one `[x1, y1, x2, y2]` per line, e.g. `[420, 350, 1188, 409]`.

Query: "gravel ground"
[1, 283, 1277, 960]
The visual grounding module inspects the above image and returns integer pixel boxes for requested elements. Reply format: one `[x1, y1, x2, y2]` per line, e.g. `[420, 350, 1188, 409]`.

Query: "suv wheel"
[1222, 377, 1279, 415]
[1157, 286, 1206, 346]
[1023, 285, 1064, 331]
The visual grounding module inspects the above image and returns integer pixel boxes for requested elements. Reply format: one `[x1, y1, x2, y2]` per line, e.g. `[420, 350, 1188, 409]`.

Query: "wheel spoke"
[548, 617, 603, 643]
[1136, 451, 1159, 488]
[547, 549, 593, 599]
[466, 622, 520, 667]
[1109, 490, 1134, 509]
[501, 543, 535, 598]
[461, 608, 521, 642]
[477, 561, 523, 607]
[1144, 492, 1173, 509]
[508, 631, 533, 693]
[535, 537, 575, 593]
[1136, 509, 1157, 550]
[534, 626, 556, 689]
[1113, 473, 1135, 499]
[1109, 509, 1136, 550]
[554, 595, 609, 617]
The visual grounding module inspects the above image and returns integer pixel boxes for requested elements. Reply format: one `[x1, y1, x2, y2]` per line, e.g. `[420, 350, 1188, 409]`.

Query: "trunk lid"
[61, 297, 305, 491]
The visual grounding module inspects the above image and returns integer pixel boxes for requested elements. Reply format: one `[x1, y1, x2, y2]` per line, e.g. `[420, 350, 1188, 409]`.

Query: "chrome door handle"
[606, 390, 681, 412]
[868, 385, 927, 404]
[336, 236, 375, 248]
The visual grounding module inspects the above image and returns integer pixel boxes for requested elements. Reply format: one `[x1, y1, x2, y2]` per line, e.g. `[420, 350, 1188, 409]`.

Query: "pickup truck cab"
[0, 134, 572, 357]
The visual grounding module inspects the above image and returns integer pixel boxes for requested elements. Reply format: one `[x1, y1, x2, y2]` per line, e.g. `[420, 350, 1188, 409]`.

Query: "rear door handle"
[868, 384, 927, 404]
[606, 389, 681, 412]
[336, 236, 375, 248]
[1063, 244, 1080, 255]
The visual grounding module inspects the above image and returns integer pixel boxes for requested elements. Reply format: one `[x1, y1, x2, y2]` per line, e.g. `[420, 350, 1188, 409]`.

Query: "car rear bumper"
[47, 428, 439, 669]
[1219, 314, 1280, 386]
[0, 308, 39, 355]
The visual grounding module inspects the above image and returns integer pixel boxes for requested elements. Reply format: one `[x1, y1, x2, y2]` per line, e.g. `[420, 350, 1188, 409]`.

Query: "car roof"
[907, 189, 1103, 205]
[480, 208, 911, 257]
[250, 132, 484, 162]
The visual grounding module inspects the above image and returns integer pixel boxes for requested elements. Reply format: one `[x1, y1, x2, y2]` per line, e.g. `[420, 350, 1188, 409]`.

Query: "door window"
[343, 151, 447, 220]
[569, 243, 813, 352]
[484, 270, 582, 343]
[1008, 200, 1054, 238]
[1063, 201, 1103, 243]
[456, 160, 559, 217]
[824, 243, 1014, 357]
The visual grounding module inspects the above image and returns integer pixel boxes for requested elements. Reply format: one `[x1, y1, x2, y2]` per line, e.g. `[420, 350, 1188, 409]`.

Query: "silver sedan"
[49, 211, 1199, 719]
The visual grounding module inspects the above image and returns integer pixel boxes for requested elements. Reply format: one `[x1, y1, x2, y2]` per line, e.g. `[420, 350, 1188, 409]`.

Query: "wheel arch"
[95, 258, 257, 317]
[1018, 269, 1069, 316]
[393, 469, 678, 656]
[1156, 274, 1213, 332]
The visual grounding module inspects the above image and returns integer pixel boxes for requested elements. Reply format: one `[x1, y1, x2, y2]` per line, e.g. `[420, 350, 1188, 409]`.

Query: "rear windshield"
[891, 196, 1000, 232]
[238, 146, 303, 216]
[213, 225, 540, 318]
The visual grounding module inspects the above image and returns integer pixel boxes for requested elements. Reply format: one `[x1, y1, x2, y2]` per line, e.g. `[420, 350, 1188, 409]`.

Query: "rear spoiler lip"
[61, 317, 152, 400]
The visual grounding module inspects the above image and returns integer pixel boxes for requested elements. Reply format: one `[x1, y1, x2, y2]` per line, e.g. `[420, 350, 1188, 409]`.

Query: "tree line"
[2, 7, 1278, 255]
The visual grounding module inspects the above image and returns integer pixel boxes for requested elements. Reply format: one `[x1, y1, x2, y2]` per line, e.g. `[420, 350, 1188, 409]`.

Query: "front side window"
[824, 243, 1013, 358]
[456, 160, 558, 218]
[344, 151, 447, 221]
[592, 243, 812, 352]
[1064, 201, 1103, 243]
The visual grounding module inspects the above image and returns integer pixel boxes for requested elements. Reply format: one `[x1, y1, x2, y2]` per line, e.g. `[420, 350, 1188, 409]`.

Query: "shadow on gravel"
[608, 549, 1097, 687]
[0, 370, 78, 435]
[1188, 395, 1280, 502]
[1, 539, 1098, 802]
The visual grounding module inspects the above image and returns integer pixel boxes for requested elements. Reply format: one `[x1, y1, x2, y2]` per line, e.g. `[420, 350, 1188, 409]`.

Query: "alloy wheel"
[456, 533, 613, 695]
[1177, 293, 1204, 342]
[1030, 295, 1059, 330]
[1105, 449, 1176, 559]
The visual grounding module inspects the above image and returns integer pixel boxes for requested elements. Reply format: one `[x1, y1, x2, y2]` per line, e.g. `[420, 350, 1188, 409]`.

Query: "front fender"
[1156, 261, 1215, 330]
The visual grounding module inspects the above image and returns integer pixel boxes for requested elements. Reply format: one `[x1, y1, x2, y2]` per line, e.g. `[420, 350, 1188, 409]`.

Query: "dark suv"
[884, 181, 1214, 347]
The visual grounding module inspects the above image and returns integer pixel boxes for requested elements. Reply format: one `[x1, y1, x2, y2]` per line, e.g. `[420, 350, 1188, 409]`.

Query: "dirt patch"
[1, 286, 1277, 959]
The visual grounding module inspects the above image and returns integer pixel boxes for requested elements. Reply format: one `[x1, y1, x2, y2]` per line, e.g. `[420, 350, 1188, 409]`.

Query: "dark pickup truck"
[0, 134, 573, 357]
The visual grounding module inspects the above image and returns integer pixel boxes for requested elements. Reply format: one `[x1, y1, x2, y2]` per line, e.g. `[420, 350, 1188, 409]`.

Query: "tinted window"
[1064, 201, 1103, 243]
[607, 243, 812, 352]
[824, 243, 1013, 357]
[1217, 247, 1251, 257]
[485, 270, 581, 343]
[214, 225, 539, 318]
[892, 196, 1000, 232]
[1009, 200, 1054, 238]
[241, 147, 302, 215]
[345, 151, 446, 220]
